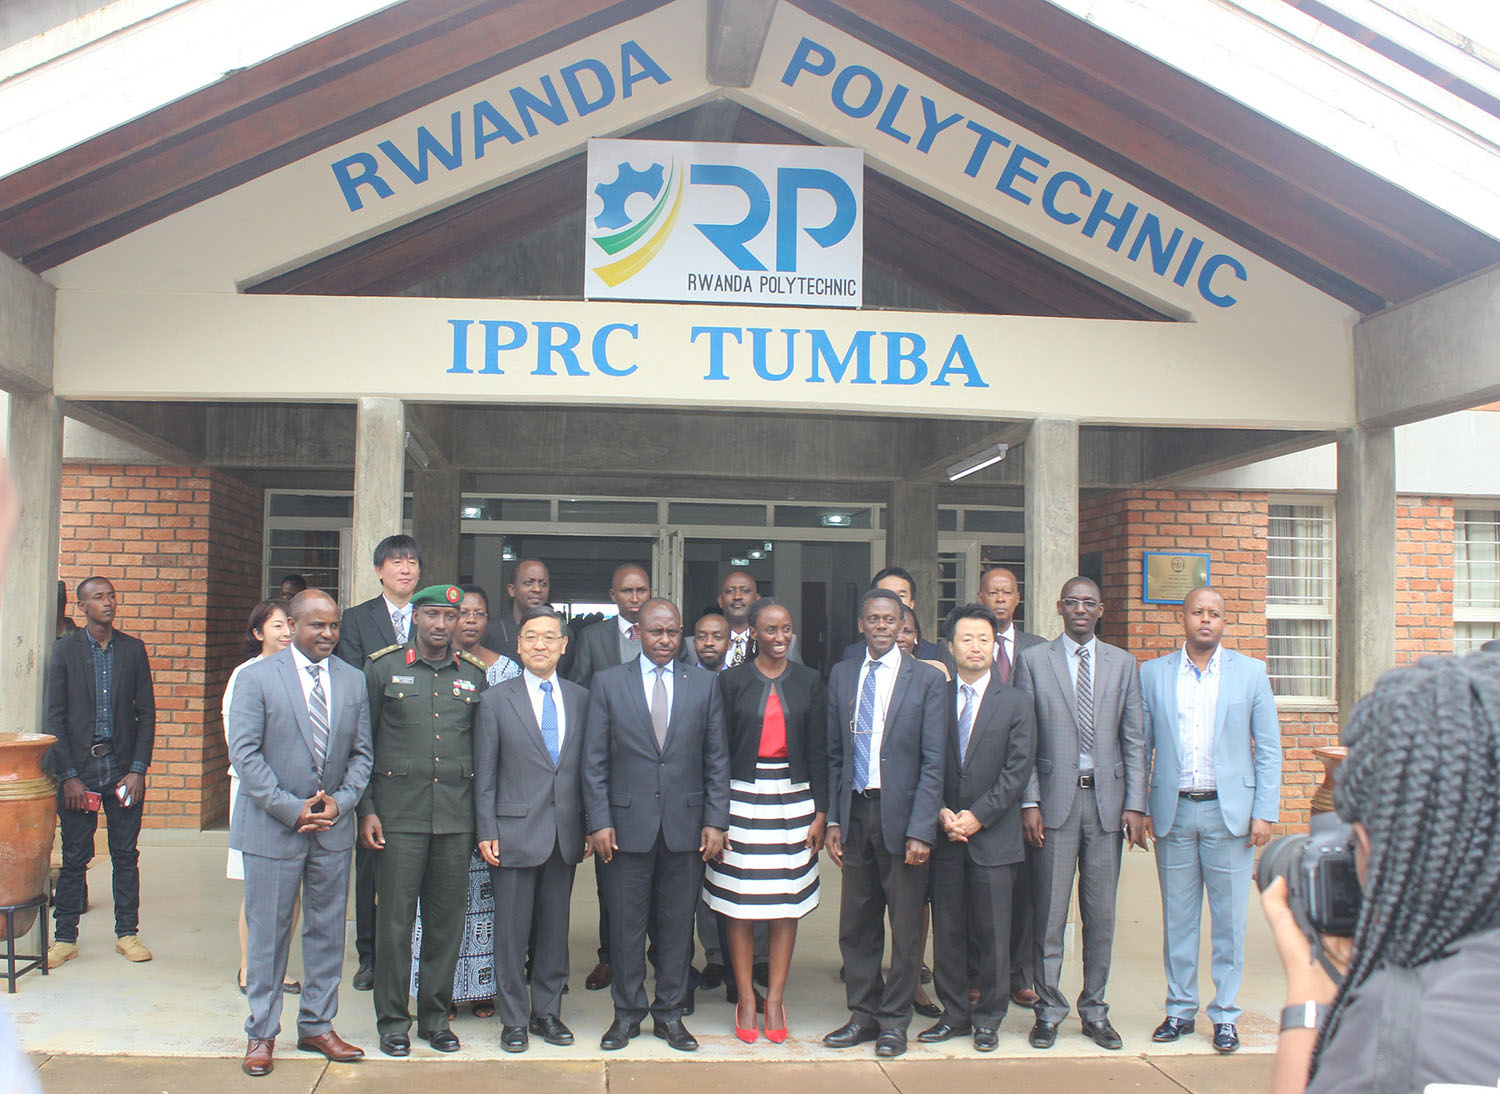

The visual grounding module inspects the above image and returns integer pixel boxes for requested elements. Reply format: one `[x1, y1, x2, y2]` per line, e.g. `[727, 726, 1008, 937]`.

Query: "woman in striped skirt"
[704, 598, 828, 1043]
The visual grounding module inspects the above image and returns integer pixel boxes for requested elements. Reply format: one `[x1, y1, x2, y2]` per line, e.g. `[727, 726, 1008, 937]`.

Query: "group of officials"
[222, 533, 1281, 1075]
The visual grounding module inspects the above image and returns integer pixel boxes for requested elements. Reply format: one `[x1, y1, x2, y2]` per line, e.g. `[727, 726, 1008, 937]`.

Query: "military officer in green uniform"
[358, 584, 488, 1057]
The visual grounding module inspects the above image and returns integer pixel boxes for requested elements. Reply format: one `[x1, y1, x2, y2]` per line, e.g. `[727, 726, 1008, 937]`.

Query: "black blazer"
[717, 662, 828, 814]
[938, 675, 1036, 867]
[334, 595, 397, 669]
[43, 629, 156, 780]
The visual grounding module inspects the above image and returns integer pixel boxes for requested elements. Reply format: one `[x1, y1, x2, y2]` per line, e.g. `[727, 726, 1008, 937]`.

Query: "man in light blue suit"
[1140, 586, 1280, 1055]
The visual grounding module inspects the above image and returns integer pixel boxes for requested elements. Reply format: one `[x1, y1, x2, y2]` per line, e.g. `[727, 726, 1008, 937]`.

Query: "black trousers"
[601, 833, 701, 1023]
[838, 793, 929, 1032]
[493, 847, 576, 1028]
[354, 844, 377, 968]
[1010, 850, 1037, 993]
[931, 845, 1016, 1028]
[54, 785, 141, 942]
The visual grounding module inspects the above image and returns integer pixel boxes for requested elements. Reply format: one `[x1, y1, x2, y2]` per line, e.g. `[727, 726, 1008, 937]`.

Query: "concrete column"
[350, 398, 406, 605]
[412, 467, 461, 585]
[1335, 425, 1396, 720]
[887, 480, 940, 638]
[0, 391, 63, 731]
[1024, 418, 1080, 640]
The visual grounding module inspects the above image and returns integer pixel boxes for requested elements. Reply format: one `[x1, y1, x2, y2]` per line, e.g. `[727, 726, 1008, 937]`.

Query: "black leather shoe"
[418, 1029, 461, 1052]
[378, 1033, 410, 1057]
[682, 988, 695, 1017]
[917, 1019, 972, 1043]
[500, 1025, 528, 1053]
[875, 1029, 907, 1058]
[653, 1018, 699, 1052]
[1153, 1016, 1195, 1042]
[1213, 1023, 1239, 1053]
[1083, 1020, 1123, 1050]
[352, 965, 374, 991]
[700, 962, 724, 990]
[529, 1015, 574, 1046]
[973, 1026, 999, 1052]
[823, 1019, 879, 1048]
[599, 1018, 640, 1051]
[913, 998, 943, 1019]
[1029, 1019, 1058, 1049]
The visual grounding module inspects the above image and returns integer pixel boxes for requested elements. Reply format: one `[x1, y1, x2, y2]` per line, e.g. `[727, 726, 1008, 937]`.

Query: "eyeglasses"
[1060, 598, 1101, 610]
[458, 610, 488, 620]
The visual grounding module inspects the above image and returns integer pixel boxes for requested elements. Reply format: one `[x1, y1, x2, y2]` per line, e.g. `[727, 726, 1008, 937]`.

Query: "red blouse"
[758, 688, 790, 760]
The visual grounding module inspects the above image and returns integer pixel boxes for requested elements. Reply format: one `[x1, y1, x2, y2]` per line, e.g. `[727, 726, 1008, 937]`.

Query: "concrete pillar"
[1024, 418, 1080, 640]
[0, 391, 63, 731]
[350, 398, 406, 605]
[412, 467, 461, 585]
[1335, 425, 1396, 721]
[887, 480, 940, 638]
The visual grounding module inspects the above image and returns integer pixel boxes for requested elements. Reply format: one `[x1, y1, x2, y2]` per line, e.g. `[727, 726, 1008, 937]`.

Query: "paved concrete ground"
[7, 828, 1285, 1088]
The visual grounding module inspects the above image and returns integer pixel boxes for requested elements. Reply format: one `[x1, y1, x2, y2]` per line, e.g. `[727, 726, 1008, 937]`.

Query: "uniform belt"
[1076, 773, 1094, 789]
[88, 742, 114, 758]
[1179, 789, 1217, 802]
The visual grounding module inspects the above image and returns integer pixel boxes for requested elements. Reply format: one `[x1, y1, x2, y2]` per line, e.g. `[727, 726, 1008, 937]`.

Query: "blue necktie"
[957, 683, 976, 764]
[852, 660, 880, 790]
[539, 680, 560, 766]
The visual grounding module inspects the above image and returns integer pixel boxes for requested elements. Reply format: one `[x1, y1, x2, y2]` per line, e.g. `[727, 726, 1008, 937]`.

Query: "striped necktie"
[1076, 646, 1095, 755]
[306, 663, 330, 771]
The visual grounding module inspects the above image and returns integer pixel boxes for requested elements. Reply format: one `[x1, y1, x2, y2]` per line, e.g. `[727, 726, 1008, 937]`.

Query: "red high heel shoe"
[735, 1001, 759, 1044]
[765, 1002, 788, 1044]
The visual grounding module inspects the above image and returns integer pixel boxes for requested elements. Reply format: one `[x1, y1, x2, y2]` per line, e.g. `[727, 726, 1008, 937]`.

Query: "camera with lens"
[1257, 812, 1363, 938]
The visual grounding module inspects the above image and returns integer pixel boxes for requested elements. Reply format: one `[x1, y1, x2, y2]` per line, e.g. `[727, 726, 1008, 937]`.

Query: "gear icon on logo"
[593, 162, 666, 230]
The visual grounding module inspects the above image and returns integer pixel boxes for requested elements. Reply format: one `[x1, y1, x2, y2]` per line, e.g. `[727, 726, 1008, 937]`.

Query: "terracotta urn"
[0, 733, 57, 937]
[1310, 745, 1349, 818]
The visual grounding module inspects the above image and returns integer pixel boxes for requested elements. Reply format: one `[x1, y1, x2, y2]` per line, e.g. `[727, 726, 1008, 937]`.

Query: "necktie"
[651, 667, 669, 749]
[995, 635, 1011, 685]
[728, 634, 746, 668]
[852, 660, 880, 790]
[1076, 646, 1095, 755]
[392, 608, 407, 644]
[538, 680, 560, 766]
[957, 683, 976, 763]
[306, 663, 330, 771]
[627, 624, 638, 642]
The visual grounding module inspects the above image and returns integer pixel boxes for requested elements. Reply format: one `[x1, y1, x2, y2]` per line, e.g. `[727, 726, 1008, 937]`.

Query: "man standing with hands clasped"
[229, 590, 373, 1077]
[1140, 586, 1280, 1054]
[1014, 577, 1147, 1052]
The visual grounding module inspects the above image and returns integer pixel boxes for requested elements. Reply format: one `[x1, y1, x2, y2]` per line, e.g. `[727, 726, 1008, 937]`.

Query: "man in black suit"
[840, 567, 945, 662]
[918, 604, 1036, 1052]
[475, 607, 589, 1052]
[44, 576, 157, 967]
[583, 599, 730, 1053]
[332, 533, 422, 992]
[823, 589, 947, 1058]
[480, 558, 555, 661]
[976, 565, 1047, 1007]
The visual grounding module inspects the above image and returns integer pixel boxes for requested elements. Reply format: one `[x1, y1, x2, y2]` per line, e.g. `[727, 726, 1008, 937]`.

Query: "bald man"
[688, 571, 801, 670]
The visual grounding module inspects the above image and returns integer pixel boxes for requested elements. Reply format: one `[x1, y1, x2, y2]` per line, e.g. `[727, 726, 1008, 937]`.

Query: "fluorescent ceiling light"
[820, 513, 852, 527]
[947, 443, 1009, 482]
[730, 556, 750, 566]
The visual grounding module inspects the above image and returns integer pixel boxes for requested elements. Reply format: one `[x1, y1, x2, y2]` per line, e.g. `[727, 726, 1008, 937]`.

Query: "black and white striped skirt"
[703, 760, 820, 920]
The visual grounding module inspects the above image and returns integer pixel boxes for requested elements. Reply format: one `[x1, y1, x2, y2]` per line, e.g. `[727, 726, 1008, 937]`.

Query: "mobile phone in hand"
[310, 796, 325, 814]
[115, 782, 132, 808]
[84, 791, 102, 812]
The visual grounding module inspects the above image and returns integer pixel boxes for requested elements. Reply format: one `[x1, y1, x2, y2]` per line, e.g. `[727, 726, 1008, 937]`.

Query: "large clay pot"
[1310, 745, 1349, 818]
[0, 733, 57, 937]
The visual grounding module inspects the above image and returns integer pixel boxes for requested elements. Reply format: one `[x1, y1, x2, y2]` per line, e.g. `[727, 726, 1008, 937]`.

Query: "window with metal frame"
[1266, 500, 1335, 701]
[1455, 508, 1500, 653]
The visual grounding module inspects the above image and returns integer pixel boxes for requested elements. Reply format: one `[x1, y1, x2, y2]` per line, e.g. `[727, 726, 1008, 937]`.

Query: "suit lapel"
[1213, 649, 1235, 740]
[1046, 640, 1081, 731]
[370, 598, 397, 647]
[622, 659, 658, 751]
[961, 678, 1007, 773]
[275, 652, 319, 760]
[1158, 650, 1183, 773]
[662, 666, 695, 752]
[559, 683, 585, 765]
[504, 679, 551, 763]
[886, 652, 915, 738]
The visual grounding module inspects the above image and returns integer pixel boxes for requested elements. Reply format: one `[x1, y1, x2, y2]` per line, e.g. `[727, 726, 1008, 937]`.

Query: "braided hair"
[1310, 652, 1500, 1076]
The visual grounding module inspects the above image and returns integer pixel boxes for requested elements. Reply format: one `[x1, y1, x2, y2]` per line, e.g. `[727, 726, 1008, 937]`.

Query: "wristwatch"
[1280, 1001, 1329, 1032]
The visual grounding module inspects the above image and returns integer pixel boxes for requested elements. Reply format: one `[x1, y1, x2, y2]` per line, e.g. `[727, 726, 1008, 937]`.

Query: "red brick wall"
[1396, 497, 1455, 663]
[58, 465, 263, 829]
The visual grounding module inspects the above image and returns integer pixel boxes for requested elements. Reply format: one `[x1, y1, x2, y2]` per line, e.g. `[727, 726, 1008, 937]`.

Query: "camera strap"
[1371, 965, 1421, 1094]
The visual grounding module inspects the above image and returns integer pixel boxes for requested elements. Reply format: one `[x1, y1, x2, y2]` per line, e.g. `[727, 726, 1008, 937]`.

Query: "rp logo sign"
[689, 165, 857, 272]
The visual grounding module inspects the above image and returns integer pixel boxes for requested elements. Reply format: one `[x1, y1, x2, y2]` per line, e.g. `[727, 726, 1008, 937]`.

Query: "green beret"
[409, 584, 463, 608]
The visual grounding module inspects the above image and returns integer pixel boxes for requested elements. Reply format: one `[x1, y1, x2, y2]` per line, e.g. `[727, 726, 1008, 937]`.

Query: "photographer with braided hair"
[1261, 652, 1500, 1094]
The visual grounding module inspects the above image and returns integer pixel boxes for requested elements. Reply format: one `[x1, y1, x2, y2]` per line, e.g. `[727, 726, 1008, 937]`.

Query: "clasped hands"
[295, 791, 339, 833]
[939, 807, 981, 842]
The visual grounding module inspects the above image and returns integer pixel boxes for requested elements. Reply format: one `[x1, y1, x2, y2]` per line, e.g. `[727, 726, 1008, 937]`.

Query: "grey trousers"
[243, 843, 351, 1041]
[492, 847, 577, 1028]
[1031, 785, 1123, 1026]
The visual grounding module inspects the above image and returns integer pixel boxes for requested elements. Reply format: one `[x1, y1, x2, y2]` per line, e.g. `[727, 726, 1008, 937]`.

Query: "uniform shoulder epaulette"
[368, 643, 405, 661]
[457, 649, 487, 670]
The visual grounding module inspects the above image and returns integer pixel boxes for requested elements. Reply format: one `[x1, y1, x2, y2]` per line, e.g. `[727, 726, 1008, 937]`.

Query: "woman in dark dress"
[704, 598, 827, 1044]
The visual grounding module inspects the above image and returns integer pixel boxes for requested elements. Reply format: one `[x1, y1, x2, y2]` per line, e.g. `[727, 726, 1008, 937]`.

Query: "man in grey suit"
[822, 589, 948, 1059]
[1141, 587, 1280, 1054]
[228, 591, 374, 1078]
[583, 599, 730, 1053]
[1014, 577, 1147, 1051]
[976, 565, 1047, 1007]
[475, 607, 590, 1053]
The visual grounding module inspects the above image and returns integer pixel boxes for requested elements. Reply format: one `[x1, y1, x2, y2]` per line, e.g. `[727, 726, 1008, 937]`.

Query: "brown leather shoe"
[1011, 987, 1041, 1007]
[297, 1029, 365, 1062]
[585, 962, 611, 990]
[243, 1037, 275, 1077]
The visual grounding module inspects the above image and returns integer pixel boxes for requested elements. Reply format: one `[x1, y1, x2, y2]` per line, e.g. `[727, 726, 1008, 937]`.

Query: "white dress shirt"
[524, 668, 567, 750]
[955, 669, 991, 763]
[1176, 645, 1221, 792]
[638, 653, 674, 721]
[290, 644, 332, 711]
[855, 645, 902, 790]
[383, 595, 410, 643]
[1061, 633, 1097, 772]
[618, 615, 638, 640]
